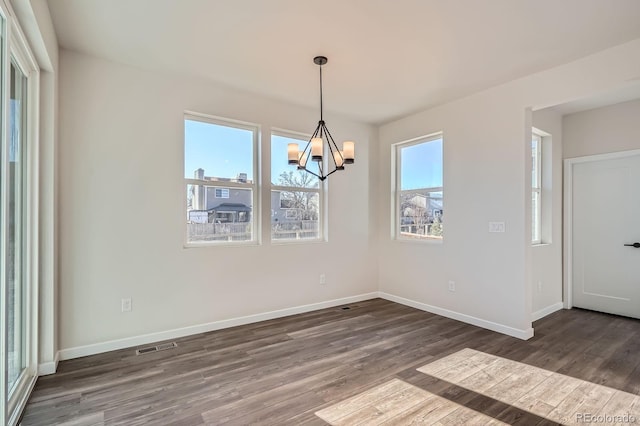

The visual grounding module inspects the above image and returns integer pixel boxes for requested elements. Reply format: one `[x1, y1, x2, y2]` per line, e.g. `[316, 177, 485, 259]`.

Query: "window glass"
[185, 116, 256, 244]
[532, 133, 542, 243]
[184, 119, 253, 181]
[396, 136, 443, 240]
[271, 133, 321, 241]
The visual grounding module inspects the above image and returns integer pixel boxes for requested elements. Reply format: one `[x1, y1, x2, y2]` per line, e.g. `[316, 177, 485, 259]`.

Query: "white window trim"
[214, 188, 229, 199]
[532, 130, 543, 245]
[183, 112, 260, 247]
[392, 132, 444, 243]
[0, 4, 40, 425]
[270, 128, 325, 244]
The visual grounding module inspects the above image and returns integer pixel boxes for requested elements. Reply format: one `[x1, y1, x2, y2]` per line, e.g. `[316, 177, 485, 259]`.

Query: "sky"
[184, 119, 254, 180]
[400, 138, 443, 190]
[271, 134, 309, 185]
[185, 119, 443, 189]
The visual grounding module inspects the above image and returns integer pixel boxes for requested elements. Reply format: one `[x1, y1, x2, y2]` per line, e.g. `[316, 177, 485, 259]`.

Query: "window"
[184, 113, 258, 244]
[7, 60, 28, 400]
[0, 12, 40, 423]
[271, 131, 322, 241]
[531, 131, 542, 244]
[394, 134, 443, 240]
[285, 209, 299, 219]
[214, 188, 229, 199]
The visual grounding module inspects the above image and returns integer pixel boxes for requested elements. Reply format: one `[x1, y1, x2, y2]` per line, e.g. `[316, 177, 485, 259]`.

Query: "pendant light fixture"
[287, 56, 355, 181]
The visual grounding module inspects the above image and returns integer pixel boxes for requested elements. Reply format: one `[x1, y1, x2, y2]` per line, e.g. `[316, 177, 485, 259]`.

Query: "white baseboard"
[38, 351, 60, 375]
[532, 302, 564, 322]
[378, 292, 534, 340]
[58, 292, 379, 361]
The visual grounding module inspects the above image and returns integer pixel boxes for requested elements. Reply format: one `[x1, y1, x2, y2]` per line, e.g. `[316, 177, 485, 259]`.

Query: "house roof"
[210, 203, 252, 213]
[47, 0, 640, 124]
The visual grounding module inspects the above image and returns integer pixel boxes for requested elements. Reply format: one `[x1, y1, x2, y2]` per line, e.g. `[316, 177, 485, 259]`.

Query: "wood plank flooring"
[21, 299, 640, 425]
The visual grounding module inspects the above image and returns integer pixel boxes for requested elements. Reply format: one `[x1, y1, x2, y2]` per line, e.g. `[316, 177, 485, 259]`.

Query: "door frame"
[563, 148, 640, 310]
[0, 3, 40, 424]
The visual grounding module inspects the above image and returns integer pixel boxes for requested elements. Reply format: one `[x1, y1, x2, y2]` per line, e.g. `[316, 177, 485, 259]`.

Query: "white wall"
[531, 109, 563, 320]
[378, 91, 533, 338]
[58, 50, 378, 354]
[563, 99, 640, 159]
[377, 38, 640, 338]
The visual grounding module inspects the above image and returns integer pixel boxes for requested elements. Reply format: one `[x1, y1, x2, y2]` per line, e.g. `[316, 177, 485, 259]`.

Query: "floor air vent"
[136, 342, 177, 355]
[341, 304, 360, 310]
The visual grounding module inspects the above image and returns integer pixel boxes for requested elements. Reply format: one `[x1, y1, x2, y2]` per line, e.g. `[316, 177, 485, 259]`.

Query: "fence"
[399, 223, 442, 239]
[187, 220, 320, 241]
[187, 222, 252, 242]
[272, 220, 319, 240]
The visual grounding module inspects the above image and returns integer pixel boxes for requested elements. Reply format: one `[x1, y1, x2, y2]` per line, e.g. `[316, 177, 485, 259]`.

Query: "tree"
[400, 193, 429, 233]
[186, 184, 194, 210]
[430, 216, 443, 237]
[278, 170, 318, 188]
[278, 171, 319, 220]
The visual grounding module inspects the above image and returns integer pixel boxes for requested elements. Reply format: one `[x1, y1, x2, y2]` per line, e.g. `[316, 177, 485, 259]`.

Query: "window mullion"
[184, 178, 253, 190]
[271, 184, 320, 193]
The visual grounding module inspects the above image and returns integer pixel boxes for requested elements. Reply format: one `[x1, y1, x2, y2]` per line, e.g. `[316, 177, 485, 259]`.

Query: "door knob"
[623, 242, 640, 248]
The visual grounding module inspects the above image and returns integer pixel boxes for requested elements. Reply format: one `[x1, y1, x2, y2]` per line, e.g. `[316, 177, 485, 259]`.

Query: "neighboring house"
[401, 193, 443, 224]
[271, 190, 318, 226]
[188, 169, 316, 226]
[189, 168, 253, 224]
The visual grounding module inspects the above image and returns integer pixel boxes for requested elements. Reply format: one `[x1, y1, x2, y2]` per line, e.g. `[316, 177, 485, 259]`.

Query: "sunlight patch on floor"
[417, 348, 639, 425]
[315, 378, 508, 425]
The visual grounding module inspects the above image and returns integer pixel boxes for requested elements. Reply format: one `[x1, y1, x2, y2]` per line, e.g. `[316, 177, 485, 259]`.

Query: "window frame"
[0, 7, 40, 425]
[270, 128, 325, 244]
[183, 111, 260, 247]
[393, 133, 444, 243]
[214, 188, 229, 199]
[531, 131, 543, 245]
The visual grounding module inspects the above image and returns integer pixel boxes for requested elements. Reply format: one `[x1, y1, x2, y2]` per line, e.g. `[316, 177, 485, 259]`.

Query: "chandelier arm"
[321, 123, 340, 160]
[322, 132, 337, 169]
[300, 122, 323, 165]
[300, 165, 322, 180]
[304, 122, 323, 149]
[324, 167, 342, 179]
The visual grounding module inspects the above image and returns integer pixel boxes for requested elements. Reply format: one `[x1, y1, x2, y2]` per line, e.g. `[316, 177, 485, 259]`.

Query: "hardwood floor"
[21, 299, 640, 425]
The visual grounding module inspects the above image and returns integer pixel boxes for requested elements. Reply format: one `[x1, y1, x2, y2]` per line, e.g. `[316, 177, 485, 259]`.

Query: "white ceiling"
[47, 0, 640, 124]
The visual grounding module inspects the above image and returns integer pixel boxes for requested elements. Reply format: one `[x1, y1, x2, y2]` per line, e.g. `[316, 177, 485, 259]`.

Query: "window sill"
[532, 242, 552, 247]
[183, 240, 260, 249]
[395, 237, 443, 245]
[271, 238, 327, 246]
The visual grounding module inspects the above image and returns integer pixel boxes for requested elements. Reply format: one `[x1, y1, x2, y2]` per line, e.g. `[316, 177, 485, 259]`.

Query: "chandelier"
[287, 56, 355, 181]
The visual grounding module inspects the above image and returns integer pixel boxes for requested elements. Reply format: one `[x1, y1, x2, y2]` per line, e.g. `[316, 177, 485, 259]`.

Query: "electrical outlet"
[319, 273, 326, 285]
[537, 281, 542, 293]
[448, 281, 456, 292]
[121, 298, 132, 312]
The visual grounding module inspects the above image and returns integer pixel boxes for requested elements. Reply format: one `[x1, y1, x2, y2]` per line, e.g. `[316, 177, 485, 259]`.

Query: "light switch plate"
[488, 222, 506, 233]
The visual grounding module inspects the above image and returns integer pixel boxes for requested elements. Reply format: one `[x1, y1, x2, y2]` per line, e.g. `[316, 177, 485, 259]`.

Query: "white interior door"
[572, 153, 640, 319]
